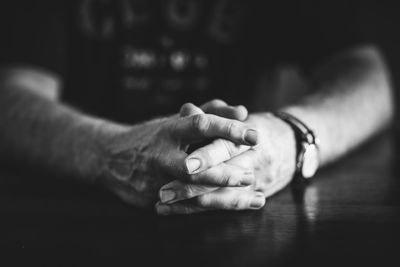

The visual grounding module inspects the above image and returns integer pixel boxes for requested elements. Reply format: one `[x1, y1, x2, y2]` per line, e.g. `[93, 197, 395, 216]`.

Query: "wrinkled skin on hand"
[247, 113, 297, 196]
[98, 116, 180, 208]
[156, 110, 297, 215]
[95, 100, 255, 208]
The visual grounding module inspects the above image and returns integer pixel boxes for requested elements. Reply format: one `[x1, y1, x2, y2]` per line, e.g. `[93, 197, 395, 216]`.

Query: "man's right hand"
[94, 100, 258, 208]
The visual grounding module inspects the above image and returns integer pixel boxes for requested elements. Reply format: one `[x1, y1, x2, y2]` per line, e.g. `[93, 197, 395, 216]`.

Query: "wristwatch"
[274, 111, 320, 179]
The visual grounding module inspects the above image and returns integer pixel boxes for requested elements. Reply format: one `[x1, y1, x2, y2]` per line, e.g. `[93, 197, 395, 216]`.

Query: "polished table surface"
[1, 133, 400, 266]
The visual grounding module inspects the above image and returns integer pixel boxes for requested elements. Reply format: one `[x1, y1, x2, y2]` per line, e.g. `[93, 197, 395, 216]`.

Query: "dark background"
[1, 0, 398, 123]
[1, 1, 400, 265]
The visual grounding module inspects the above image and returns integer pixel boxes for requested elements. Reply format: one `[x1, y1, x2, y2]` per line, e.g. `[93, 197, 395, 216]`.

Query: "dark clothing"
[0, 0, 388, 123]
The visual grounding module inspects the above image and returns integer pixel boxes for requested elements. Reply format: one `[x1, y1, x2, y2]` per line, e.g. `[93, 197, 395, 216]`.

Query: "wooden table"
[1, 133, 400, 266]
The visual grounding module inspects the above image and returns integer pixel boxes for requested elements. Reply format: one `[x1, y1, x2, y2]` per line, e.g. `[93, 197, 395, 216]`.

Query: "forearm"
[0, 69, 125, 182]
[280, 46, 394, 165]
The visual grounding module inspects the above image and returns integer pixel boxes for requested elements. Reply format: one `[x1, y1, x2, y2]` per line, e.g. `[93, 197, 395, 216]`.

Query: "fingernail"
[185, 158, 201, 174]
[156, 204, 171, 215]
[250, 194, 265, 209]
[160, 189, 176, 203]
[244, 129, 258, 146]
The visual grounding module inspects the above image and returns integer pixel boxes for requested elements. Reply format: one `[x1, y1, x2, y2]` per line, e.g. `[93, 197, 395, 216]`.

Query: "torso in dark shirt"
[0, 0, 382, 123]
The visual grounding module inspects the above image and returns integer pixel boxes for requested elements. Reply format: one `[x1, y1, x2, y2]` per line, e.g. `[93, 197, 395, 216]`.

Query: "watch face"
[301, 144, 319, 178]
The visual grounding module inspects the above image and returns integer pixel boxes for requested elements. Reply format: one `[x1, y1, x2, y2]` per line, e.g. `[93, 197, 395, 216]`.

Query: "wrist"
[273, 109, 321, 179]
[280, 105, 328, 165]
[73, 117, 130, 185]
[250, 112, 297, 178]
[269, 112, 298, 178]
[90, 118, 162, 188]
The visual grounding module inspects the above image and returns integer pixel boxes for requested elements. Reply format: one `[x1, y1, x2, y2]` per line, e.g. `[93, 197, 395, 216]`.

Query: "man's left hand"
[156, 110, 297, 215]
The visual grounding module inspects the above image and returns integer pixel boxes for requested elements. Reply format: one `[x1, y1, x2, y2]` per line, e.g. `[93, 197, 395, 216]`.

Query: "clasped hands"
[99, 100, 297, 215]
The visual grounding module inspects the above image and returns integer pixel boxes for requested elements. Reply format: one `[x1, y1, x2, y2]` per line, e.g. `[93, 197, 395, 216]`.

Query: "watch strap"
[273, 111, 319, 179]
[274, 111, 317, 144]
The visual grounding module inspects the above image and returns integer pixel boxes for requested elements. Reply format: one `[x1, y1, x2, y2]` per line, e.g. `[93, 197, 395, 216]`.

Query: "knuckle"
[226, 121, 234, 136]
[183, 184, 195, 199]
[197, 195, 210, 207]
[220, 168, 233, 186]
[237, 104, 246, 111]
[225, 121, 240, 138]
[180, 102, 192, 114]
[210, 99, 226, 106]
[229, 196, 241, 210]
[192, 114, 210, 134]
[180, 102, 190, 110]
